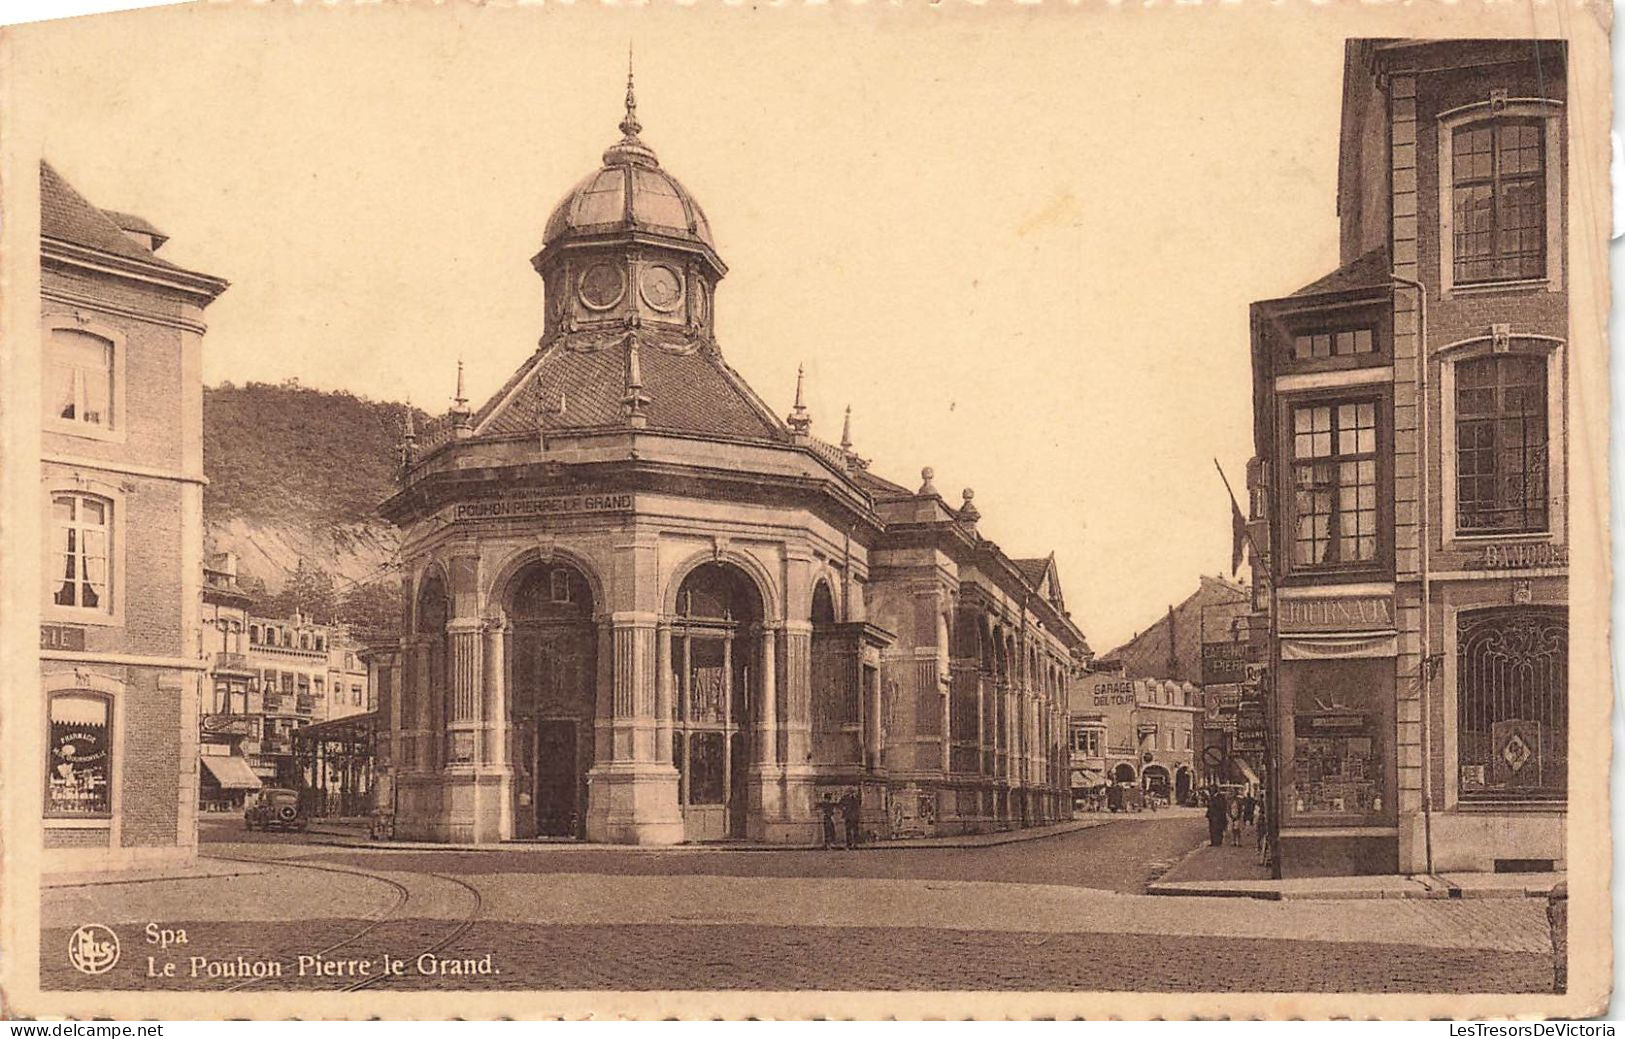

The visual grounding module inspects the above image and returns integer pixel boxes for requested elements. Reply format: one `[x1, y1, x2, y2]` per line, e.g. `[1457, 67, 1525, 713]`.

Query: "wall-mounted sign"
[450, 491, 634, 523]
[1092, 680, 1137, 707]
[1279, 596, 1394, 634]
[202, 715, 252, 737]
[40, 625, 86, 651]
[1478, 542, 1567, 571]
[1201, 641, 1250, 685]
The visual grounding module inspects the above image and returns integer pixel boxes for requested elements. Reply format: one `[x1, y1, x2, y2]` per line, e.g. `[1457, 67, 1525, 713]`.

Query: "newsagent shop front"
[1274, 593, 1401, 877]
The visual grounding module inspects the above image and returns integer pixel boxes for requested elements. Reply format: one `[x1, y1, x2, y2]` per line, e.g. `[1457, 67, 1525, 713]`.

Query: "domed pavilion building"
[377, 76, 1091, 844]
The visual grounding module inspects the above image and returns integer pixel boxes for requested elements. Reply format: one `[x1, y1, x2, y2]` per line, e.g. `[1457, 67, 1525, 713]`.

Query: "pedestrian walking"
[818, 793, 839, 849]
[1228, 794, 1243, 846]
[1205, 786, 1228, 847]
[839, 789, 862, 849]
[1241, 791, 1257, 829]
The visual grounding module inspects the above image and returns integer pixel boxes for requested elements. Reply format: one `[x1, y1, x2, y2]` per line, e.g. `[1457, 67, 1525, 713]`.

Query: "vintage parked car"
[1106, 782, 1145, 813]
[244, 787, 308, 832]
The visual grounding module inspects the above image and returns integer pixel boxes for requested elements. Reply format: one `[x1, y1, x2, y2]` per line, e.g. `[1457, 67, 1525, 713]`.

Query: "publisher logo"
[67, 924, 119, 975]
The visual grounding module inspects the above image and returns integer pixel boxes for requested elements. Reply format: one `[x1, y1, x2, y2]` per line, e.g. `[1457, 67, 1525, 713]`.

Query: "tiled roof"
[1289, 246, 1391, 298]
[1013, 557, 1051, 586]
[849, 467, 913, 498]
[41, 161, 184, 271]
[473, 327, 787, 444]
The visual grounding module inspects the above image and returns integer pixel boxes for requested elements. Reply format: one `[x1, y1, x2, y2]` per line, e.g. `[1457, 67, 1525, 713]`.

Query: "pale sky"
[10, 1, 1545, 650]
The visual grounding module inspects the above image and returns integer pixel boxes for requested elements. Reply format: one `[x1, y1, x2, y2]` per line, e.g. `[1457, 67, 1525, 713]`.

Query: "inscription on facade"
[40, 625, 86, 652]
[1092, 680, 1136, 707]
[1478, 542, 1567, 571]
[451, 492, 634, 523]
[1278, 596, 1394, 633]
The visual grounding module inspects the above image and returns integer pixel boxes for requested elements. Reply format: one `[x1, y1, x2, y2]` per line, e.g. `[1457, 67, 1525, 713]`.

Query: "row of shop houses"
[198, 553, 374, 812]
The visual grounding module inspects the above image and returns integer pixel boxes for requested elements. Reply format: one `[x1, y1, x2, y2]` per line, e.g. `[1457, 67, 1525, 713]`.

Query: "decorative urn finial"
[917, 467, 938, 497]
[959, 487, 981, 527]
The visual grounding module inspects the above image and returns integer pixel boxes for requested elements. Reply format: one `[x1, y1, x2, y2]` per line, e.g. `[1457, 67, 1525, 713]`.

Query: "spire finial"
[840, 404, 853, 452]
[620, 45, 642, 141]
[451, 360, 472, 437]
[787, 363, 811, 439]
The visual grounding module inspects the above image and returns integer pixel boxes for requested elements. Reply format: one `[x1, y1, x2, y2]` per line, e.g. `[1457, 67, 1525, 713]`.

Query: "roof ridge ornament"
[451, 359, 473, 439]
[622, 333, 651, 428]
[787, 363, 812, 442]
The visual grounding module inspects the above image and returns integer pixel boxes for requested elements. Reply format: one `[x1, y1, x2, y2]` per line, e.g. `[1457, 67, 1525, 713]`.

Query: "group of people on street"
[818, 790, 864, 849]
[1204, 785, 1268, 862]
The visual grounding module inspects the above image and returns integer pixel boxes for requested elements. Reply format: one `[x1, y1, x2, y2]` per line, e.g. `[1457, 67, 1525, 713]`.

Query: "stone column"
[774, 619, 817, 842]
[584, 535, 681, 846]
[482, 614, 512, 840]
[655, 621, 674, 764]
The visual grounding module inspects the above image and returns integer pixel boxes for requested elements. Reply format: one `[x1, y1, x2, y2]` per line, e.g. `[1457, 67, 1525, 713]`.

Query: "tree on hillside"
[264, 558, 337, 624]
[338, 579, 403, 636]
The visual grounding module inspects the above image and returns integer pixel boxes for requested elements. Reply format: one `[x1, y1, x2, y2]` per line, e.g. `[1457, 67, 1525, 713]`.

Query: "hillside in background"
[203, 380, 428, 631]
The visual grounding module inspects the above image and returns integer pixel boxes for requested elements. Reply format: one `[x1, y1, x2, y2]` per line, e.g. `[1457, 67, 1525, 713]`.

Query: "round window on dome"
[639, 265, 684, 313]
[578, 263, 626, 310]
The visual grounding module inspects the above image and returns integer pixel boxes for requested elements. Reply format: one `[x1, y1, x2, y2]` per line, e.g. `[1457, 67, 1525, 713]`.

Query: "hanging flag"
[1230, 494, 1248, 576]
[1214, 458, 1256, 579]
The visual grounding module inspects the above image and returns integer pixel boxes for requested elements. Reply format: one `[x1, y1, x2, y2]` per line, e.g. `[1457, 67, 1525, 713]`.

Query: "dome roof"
[541, 73, 714, 252]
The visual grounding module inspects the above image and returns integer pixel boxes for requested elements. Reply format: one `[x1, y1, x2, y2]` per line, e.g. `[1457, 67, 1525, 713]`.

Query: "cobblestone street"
[40, 816, 1556, 993]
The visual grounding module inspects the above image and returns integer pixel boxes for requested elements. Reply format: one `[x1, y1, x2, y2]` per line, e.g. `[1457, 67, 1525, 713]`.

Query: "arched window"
[49, 492, 111, 611]
[47, 329, 113, 430]
[46, 691, 112, 817]
[1457, 606, 1566, 802]
[811, 581, 836, 625]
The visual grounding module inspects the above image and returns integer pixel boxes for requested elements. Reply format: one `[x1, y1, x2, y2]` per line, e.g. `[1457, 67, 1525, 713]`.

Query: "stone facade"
[375, 80, 1088, 845]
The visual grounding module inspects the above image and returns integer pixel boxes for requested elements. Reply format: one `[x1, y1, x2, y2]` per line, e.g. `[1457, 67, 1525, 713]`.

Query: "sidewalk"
[1147, 840, 1563, 901]
[302, 814, 1123, 853]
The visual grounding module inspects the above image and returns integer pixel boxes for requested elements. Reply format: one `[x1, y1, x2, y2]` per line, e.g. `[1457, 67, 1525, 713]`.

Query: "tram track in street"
[201, 851, 414, 992]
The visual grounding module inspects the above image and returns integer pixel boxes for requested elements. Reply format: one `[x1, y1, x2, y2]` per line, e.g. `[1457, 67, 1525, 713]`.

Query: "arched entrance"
[1175, 765, 1193, 805]
[506, 561, 597, 839]
[1142, 764, 1171, 798]
[1112, 762, 1137, 784]
[671, 563, 762, 842]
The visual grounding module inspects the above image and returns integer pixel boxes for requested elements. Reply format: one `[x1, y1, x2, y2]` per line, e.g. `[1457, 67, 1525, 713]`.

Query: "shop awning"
[1229, 758, 1261, 787]
[201, 755, 263, 790]
[1281, 632, 1398, 660]
[1070, 768, 1105, 788]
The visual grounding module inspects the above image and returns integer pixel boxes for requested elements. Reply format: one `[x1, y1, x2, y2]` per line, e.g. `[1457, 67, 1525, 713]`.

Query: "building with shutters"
[1247, 40, 1568, 875]
[376, 75, 1090, 845]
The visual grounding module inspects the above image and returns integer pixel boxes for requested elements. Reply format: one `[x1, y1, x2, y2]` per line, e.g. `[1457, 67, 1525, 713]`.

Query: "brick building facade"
[1248, 40, 1568, 875]
[40, 162, 227, 871]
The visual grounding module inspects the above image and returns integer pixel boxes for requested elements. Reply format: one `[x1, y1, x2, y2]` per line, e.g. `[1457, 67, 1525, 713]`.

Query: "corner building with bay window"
[1249, 40, 1568, 875]
[379, 82, 1088, 844]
